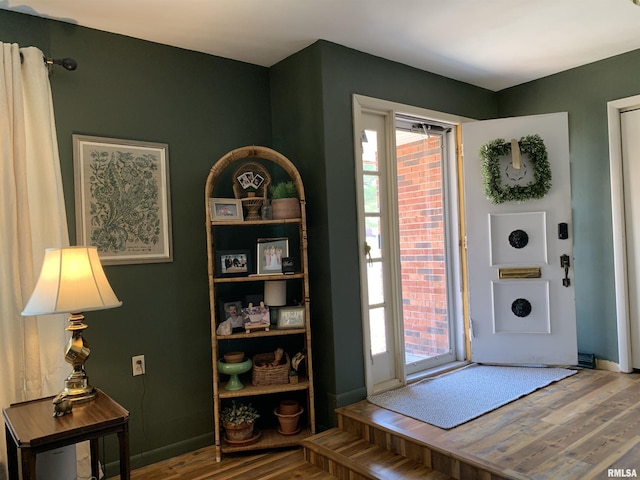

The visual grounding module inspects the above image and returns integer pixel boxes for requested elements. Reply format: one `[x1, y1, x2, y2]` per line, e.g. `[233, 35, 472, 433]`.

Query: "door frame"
[607, 94, 640, 373]
[352, 94, 472, 394]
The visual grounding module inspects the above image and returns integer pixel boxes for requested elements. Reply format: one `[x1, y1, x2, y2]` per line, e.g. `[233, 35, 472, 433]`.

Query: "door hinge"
[469, 318, 475, 339]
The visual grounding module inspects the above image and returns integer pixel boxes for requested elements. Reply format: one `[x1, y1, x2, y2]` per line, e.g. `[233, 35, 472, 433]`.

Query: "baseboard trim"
[595, 358, 621, 372]
[103, 432, 213, 477]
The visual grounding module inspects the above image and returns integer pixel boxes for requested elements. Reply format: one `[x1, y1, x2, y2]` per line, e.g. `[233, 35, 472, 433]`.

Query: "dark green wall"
[497, 50, 640, 363]
[270, 40, 497, 428]
[1, 9, 272, 471]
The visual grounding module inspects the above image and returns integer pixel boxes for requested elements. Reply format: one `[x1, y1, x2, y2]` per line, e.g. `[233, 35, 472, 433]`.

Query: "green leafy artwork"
[88, 149, 161, 253]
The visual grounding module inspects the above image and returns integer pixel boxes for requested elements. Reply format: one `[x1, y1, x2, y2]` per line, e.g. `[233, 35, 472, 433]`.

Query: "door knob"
[560, 254, 570, 287]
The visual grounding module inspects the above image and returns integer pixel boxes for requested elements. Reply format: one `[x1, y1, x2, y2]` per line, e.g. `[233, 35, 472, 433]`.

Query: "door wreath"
[479, 134, 551, 205]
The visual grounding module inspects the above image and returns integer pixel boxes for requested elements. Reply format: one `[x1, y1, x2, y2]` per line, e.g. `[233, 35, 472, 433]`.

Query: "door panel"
[357, 111, 401, 393]
[463, 113, 577, 365]
[621, 108, 640, 369]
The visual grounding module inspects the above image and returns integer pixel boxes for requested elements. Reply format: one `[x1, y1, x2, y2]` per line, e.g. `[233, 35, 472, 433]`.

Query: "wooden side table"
[3, 389, 130, 480]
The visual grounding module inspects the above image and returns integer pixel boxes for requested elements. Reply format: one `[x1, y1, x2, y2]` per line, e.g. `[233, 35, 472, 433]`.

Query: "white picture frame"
[73, 134, 172, 265]
[210, 198, 243, 222]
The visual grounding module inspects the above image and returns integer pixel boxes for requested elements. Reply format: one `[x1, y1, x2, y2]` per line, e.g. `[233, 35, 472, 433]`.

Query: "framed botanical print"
[73, 135, 172, 265]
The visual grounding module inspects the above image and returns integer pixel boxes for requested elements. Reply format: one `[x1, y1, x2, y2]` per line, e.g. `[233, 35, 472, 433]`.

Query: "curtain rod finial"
[44, 57, 77, 71]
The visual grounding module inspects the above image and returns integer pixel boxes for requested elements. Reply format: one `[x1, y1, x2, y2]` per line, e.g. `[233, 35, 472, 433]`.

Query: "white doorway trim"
[607, 94, 640, 373]
[352, 94, 473, 395]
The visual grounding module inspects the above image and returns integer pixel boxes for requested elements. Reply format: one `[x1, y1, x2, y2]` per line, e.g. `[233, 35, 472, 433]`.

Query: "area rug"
[367, 364, 577, 429]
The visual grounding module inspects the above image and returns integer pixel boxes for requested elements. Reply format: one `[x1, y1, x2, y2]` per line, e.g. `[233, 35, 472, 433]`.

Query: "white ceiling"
[4, 0, 640, 91]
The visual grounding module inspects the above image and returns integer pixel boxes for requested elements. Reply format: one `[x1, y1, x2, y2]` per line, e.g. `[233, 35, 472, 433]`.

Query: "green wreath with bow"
[479, 134, 551, 205]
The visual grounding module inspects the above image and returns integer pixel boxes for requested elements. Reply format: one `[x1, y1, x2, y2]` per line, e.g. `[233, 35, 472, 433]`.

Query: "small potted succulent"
[269, 181, 301, 219]
[221, 401, 260, 443]
[289, 369, 299, 384]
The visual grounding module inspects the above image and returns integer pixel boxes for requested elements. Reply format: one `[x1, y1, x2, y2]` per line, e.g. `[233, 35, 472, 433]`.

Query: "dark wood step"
[302, 428, 453, 480]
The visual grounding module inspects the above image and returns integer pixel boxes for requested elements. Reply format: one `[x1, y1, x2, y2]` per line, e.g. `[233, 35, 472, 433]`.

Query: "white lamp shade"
[22, 246, 122, 315]
[264, 280, 286, 307]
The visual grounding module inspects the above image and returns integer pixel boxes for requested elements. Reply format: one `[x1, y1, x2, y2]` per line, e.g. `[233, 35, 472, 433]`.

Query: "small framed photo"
[251, 174, 265, 189]
[217, 299, 244, 326]
[210, 198, 243, 222]
[257, 238, 289, 275]
[277, 306, 306, 329]
[242, 304, 270, 325]
[216, 250, 251, 277]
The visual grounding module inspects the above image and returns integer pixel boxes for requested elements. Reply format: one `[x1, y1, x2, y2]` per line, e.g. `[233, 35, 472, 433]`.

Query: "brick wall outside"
[397, 137, 449, 358]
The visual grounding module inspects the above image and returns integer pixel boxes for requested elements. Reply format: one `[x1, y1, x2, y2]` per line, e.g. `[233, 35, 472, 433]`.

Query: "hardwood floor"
[119, 447, 337, 479]
[336, 368, 640, 479]
[119, 368, 640, 479]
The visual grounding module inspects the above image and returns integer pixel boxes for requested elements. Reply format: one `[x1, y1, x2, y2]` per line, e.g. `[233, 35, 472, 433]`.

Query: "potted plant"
[221, 401, 260, 443]
[269, 181, 301, 219]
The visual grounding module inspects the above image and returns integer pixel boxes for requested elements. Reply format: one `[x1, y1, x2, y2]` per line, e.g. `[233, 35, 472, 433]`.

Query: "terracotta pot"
[223, 351, 244, 364]
[272, 198, 301, 219]
[224, 421, 254, 442]
[274, 406, 304, 435]
[278, 400, 300, 415]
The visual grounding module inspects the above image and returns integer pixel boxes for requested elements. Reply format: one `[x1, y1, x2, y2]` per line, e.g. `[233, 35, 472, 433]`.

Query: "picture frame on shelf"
[216, 250, 251, 277]
[210, 198, 243, 222]
[217, 298, 244, 326]
[73, 134, 172, 265]
[256, 237, 289, 275]
[216, 299, 250, 335]
[277, 306, 305, 329]
[242, 304, 270, 325]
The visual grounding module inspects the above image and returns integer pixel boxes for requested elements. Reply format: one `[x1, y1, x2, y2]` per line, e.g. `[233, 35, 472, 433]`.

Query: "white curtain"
[0, 43, 70, 477]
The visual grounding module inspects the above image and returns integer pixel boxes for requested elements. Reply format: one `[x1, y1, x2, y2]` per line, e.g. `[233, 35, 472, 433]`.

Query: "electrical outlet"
[132, 355, 146, 376]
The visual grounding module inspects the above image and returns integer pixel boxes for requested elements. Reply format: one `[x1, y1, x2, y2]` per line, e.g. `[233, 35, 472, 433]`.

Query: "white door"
[621, 108, 640, 369]
[353, 95, 468, 395]
[356, 108, 402, 393]
[463, 113, 577, 365]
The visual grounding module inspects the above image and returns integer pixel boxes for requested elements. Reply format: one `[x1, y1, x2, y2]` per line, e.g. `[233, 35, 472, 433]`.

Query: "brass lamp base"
[55, 371, 97, 404]
[56, 312, 97, 404]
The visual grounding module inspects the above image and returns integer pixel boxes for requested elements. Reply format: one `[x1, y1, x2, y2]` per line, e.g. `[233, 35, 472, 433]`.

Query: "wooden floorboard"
[337, 368, 640, 480]
[117, 448, 338, 480]
[115, 368, 640, 480]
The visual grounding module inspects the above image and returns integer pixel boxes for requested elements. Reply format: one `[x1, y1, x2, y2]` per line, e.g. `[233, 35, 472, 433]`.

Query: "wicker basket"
[252, 352, 290, 386]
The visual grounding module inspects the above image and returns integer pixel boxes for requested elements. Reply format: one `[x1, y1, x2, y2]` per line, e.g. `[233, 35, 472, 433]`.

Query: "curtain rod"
[18, 52, 78, 71]
[44, 57, 77, 71]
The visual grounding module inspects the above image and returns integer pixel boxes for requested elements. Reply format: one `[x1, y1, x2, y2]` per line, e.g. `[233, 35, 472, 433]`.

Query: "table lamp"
[22, 246, 122, 405]
[264, 280, 286, 325]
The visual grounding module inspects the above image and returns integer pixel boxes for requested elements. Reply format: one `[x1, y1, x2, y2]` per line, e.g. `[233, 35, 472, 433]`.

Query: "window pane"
[362, 130, 378, 172]
[363, 174, 380, 214]
[365, 216, 382, 258]
[396, 130, 450, 363]
[367, 260, 384, 305]
[369, 307, 387, 355]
